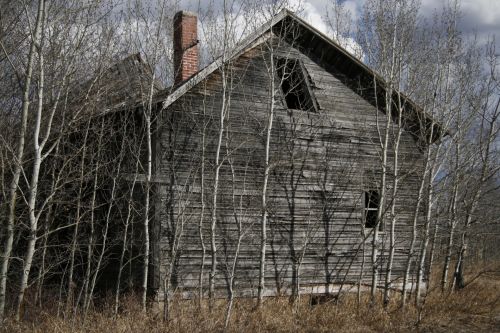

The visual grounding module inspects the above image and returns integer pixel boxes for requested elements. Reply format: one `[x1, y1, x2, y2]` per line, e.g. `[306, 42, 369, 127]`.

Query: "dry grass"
[2, 263, 499, 332]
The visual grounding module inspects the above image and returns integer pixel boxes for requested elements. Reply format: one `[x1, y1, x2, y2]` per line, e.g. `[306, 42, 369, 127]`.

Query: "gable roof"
[34, 53, 164, 137]
[158, 9, 445, 143]
[70, 53, 163, 122]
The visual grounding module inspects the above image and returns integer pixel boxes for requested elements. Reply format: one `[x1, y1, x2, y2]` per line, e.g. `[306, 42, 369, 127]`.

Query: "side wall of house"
[154, 37, 424, 299]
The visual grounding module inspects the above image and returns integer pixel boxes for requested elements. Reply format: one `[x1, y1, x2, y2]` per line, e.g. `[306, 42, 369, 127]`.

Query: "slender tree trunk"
[163, 177, 190, 322]
[258, 55, 275, 306]
[358, 229, 366, 308]
[16, 4, 46, 317]
[415, 163, 435, 306]
[441, 153, 459, 292]
[142, 111, 152, 312]
[114, 158, 139, 314]
[370, 84, 392, 304]
[453, 102, 498, 289]
[383, 92, 403, 307]
[113, 193, 135, 314]
[224, 151, 244, 329]
[140, 1, 167, 312]
[66, 120, 91, 315]
[452, 204, 475, 290]
[0, 0, 44, 320]
[81, 120, 105, 314]
[87, 135, 125, 313]
[370, 10, 400, 304]
[198, 115, 206, 306]
[209, 67, 227, 307]
[383, 139, 399, 306]
[441, 222, 455, 291]
[35, 203, 52, 306]
[426, 213, 439, 286]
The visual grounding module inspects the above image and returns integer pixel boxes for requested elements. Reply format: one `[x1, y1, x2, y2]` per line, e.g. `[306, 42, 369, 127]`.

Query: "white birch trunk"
[209, 48, 229, 306]
[370, 20, 398, 302]
[0, 0, 44, 320]
[141, 105, 152, 312]
[453, 99, 498, 290]
[209, 83, 226, 304]
[370, 83, 392, 303]
[198, 109, 206, 305]
[441, 184, 458, 291]
[383, 97, 402, 306]
[401, 162, 426, 306]
[223, 145, 245, 329]
[258, 54, 275, 306]
[140, 1, 167, 312]
[415, 162, 435, 306]
[16, 4, 46, 317]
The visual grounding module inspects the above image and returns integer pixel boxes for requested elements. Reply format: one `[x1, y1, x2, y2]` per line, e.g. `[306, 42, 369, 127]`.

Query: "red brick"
[173, 11, 199, 85]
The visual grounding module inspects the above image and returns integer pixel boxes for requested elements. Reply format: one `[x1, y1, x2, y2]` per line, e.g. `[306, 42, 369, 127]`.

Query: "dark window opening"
[276, 58, 316, 111]
[364, 190, 379, 229]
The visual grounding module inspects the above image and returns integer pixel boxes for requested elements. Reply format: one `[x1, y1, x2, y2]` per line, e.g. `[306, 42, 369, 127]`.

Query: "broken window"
[364, 190, 379, 229]
[276, 58, 317, 112]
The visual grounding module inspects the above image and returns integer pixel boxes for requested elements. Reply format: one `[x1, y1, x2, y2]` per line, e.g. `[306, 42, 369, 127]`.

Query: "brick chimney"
[173, 11, 199, 85]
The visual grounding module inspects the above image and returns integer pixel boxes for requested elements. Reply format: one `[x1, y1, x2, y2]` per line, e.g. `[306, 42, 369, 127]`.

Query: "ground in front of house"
[2, 262, 499, 333]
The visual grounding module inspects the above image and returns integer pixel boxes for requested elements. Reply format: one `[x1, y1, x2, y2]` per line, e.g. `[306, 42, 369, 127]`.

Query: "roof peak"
[174, 10, 197, 18]
[157, 8, 444, 142]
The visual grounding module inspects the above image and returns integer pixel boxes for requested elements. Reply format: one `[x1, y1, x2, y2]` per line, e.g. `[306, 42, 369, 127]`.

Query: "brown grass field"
[2, 262, 499, 332]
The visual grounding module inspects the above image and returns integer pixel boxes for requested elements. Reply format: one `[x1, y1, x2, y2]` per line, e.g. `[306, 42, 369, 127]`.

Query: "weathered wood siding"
[153, 37, 424, 299]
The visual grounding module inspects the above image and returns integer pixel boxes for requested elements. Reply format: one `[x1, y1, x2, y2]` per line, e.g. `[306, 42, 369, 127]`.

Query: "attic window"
[364, 190, 379, 229]
[276, 58, 317, 112]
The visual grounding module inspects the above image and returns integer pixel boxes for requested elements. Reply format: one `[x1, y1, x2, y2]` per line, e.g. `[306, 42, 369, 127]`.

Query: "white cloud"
[308, 0, 499, 42]
[338, 0, 365, 21]
[289, 0, 364, 58]
[191, 0, 365, 61]
[293, 0, 330, 35]
[421, 0, 500, 26]
[462, 0, 500, 24]
[419, 0, 500, 45]
[174, 0, 499, 66]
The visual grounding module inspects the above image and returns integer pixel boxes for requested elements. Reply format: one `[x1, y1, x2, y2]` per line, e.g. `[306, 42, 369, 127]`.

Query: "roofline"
[159, 8, 384, 110]
[160, 9, 289, 110]
[285, 11, 383, 88]
[158, 8, 446, 142]
[282, 11, 447, 140]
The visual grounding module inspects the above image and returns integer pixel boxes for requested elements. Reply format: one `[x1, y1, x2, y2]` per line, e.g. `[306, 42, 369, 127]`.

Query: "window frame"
[275, 57, 319, 113]
[363, 190, 382, 230]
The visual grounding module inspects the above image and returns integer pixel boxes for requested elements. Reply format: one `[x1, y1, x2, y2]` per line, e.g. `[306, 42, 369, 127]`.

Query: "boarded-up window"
[276, 58, 317, 112]
[364, 190, 379, 229]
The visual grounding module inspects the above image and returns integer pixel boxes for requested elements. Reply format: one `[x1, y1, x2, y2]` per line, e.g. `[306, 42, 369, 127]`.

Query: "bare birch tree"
[0, 0, 45, 320]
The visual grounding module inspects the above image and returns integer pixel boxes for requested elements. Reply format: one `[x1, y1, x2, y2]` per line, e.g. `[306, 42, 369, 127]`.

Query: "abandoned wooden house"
[57, 9, 443, 301]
